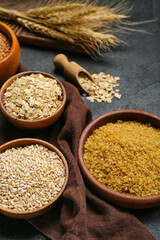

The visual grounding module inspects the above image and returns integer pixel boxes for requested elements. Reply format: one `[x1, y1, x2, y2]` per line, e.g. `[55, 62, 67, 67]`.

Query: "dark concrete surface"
[0, 0, 159, 239]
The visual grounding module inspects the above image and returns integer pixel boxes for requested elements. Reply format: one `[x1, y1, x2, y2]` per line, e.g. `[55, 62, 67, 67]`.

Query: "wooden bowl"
[78, 109, 160, 209]
[0, 71, 66, 130]
[0, 21, 20, 86]
[0, 138, 69, 219]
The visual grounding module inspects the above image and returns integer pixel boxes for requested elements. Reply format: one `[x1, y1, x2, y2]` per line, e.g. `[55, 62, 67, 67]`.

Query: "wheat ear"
[17, 17, 74, 43]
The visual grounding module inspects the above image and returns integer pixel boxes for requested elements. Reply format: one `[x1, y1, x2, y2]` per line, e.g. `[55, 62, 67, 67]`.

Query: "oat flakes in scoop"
[3, 73, 63, 120]
[79, 72, 121, 103]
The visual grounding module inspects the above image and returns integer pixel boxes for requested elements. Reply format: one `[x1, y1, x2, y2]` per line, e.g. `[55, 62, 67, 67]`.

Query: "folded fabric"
[0, 65, 155, 240]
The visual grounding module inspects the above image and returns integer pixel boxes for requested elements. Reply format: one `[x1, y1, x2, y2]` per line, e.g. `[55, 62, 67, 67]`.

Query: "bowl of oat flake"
[0, 71, 66, 129]
[0, 138, 69, 219]
[78, 109, 160, 209]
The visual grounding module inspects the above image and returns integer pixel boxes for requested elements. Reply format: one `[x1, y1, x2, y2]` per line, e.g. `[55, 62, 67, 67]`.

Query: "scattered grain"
[0, 144, 66, 211]
[3, 73, 63, 120]
[83, 121, 160, 196]
[79, 72, 121, 103]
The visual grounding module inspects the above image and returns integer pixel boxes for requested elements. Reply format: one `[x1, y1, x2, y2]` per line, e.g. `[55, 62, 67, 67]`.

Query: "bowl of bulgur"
[0, 21, 20, 85]
[0, 71, 66, 130]
[78, 109, 160, 209]
[0, 138, 69, 219]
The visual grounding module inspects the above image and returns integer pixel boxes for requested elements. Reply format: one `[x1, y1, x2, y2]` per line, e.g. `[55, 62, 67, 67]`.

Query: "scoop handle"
[54, 54, 70, 71]
[53, 53, 94, 93]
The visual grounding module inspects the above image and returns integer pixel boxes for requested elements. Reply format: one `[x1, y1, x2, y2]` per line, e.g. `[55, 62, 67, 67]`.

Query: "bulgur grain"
[0, 144, 66, 211]
[3, 73, 63, 120]
[0, 32, 11, 61]
[83, 121, 160, 196]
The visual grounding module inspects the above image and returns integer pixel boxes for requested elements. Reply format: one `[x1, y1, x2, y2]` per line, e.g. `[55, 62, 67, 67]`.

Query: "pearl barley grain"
[0, 144, 66, 212]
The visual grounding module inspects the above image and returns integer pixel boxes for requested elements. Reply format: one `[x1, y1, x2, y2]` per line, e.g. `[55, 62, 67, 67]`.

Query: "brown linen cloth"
[0, 64, 155, 240]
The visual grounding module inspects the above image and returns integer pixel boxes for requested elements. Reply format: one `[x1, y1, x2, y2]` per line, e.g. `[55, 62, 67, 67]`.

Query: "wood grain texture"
[0, 0, 85, 53]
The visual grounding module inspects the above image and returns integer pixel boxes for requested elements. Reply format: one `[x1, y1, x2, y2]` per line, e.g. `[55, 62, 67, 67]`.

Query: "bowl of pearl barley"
[0, 138, 69, 218]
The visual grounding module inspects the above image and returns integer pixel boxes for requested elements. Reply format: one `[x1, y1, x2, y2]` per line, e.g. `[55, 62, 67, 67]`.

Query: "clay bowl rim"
[0, 71, 66, 124]
[0, 138, 69, 218]
[0, 21, 17, 63]
[78, 109, 160, 209]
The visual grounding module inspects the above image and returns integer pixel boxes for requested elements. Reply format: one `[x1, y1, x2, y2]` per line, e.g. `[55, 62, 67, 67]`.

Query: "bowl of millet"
[78, 109, 160, 209]
[0, 21, 20, 85]
[0, 71, 66, 129]
[0, 138, 69, 219]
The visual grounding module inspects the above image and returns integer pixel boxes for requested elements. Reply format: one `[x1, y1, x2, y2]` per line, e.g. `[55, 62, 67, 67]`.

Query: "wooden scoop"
[53, 54, 94, 93]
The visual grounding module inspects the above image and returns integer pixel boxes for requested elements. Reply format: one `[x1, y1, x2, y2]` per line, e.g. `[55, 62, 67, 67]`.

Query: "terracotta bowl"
[78, 109, 160, 209]
[0, 21, 20, 86]
[0, 138, 69, 219]
[0, 71, 66, 130]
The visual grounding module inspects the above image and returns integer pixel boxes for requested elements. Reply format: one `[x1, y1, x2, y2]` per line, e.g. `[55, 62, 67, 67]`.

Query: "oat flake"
[78, 72, 121, 103]
[3, 73, 63, 120]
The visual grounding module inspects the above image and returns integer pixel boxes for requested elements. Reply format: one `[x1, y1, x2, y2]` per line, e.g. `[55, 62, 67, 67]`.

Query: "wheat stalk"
[27, 3, 86, 16]
[16, 17, 74, 43]
[57, 25, 119, 55]
[0, 0, 150, 56]
[25, 4, 128, 26]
